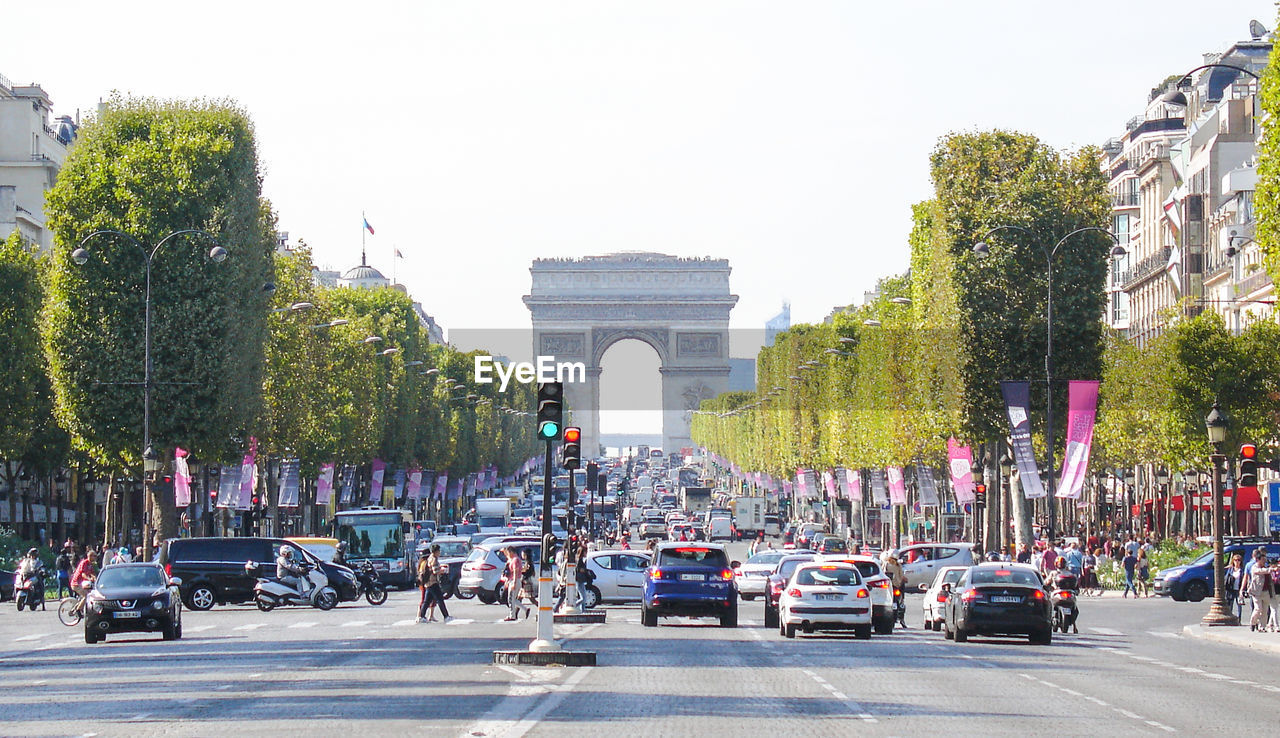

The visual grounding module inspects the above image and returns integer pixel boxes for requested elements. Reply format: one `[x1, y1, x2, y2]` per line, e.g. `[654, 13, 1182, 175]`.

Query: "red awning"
[1234, 485, 1263, 511]
[1170, 495, 1185, 512]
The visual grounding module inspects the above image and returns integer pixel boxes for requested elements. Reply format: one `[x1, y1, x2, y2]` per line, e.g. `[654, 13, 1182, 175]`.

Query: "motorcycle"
[246, 561, 338, 612]
[14, 568, 46, 611]
[893, 586, 906, 627]
[354, 560, 388, 606]
[1050, 573, 1080, 634]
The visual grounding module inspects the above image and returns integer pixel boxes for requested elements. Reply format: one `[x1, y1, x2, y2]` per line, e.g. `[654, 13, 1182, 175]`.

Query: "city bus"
[333, 506, 414, 588]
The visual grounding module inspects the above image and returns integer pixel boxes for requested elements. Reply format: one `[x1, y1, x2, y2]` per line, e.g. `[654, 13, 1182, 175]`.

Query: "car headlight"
[390, 560, 405, 572]
[152, 600, 166, 610]
[1162, 569, 1181, 581]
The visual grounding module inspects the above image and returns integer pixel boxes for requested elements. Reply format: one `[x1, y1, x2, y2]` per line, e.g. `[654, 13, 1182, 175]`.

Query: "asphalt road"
[1, 550, 1277, 737]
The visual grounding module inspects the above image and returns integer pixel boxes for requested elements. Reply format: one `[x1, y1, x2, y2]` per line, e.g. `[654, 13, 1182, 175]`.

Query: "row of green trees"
[694, 129, 1280, 538]
[0, 97, 540, 544]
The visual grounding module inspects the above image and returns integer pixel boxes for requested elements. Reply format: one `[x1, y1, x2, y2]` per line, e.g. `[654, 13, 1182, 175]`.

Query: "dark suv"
[642, 542, 738, 627]
[158, 537, 357, 610]
[84, 562, 182, 644]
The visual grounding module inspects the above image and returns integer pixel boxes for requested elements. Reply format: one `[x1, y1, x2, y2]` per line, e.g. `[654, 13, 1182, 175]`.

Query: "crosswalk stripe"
[1147, 631, 1180, 639]
[233, 623, 266, 631]
[340, 620, 370, 628]
[392, 619, 417, 627]
[288, 622, 318, 629]
[186, 625, 216, 633]
[1089, 627, 1125, 636]
[13, 633, 49, 642]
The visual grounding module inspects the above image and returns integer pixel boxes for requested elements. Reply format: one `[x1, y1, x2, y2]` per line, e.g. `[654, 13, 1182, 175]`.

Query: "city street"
[1, 550, 1277, 736]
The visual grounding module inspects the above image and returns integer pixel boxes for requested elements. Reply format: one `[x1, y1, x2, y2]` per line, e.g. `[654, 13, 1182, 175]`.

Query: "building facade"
[0, 73, 76, 250]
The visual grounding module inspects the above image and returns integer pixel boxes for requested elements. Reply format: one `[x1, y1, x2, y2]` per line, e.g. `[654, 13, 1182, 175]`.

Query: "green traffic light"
[538, 421, 560, 439]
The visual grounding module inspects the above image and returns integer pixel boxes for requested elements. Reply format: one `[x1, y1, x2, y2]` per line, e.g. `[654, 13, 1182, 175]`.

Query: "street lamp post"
[1202, 401, 1238, 626]
[973, 226, 1124, 541]
[73, 230, 228, 557]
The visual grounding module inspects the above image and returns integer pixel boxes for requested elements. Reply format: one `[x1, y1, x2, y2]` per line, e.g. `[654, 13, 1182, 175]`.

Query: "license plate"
[814, 593, 841, 601]
[113, 611, 141, 619]
[991, 596, 1021, 604]
[679, 574, 705, 582]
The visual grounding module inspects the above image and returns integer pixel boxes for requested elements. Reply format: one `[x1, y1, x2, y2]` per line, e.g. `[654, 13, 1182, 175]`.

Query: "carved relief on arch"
[591, 328, 670, 366]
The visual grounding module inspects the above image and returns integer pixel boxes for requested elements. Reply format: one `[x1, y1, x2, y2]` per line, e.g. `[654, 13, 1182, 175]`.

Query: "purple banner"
[947, 438, 975, 504]
[1001, 381, 1046, 499]
[1058, 381, 1100, 499]
[316, 464, 335, 505]
[369, 459, 386, 504]
[886, 467, 907, 506]
[173, 448, 191, 507]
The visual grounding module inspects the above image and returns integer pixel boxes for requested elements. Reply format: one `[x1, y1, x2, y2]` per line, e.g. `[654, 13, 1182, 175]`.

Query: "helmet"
[279, 545, 294, 557]
[1055, 556, 1066, 569]
[27, 548, 38, 558]
[985, 551, 1001, 562]
[118, 547, 128, 556]
[336, 542, 348, 552]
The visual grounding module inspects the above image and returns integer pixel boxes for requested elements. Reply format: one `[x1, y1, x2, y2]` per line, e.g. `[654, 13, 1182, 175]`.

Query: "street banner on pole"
[795, 469, 809, 499]
[173, 448, 191, 507]
[1001, 381, 1046, 499]
[434, 474, 448, 500]
[1057, 380, 1100, 499]
[369, 459, 386, 504]
[279, 459, 301, 507]
[392, 468, 406, 501]
[339, 465, 356, 504]
[870, 468, 887, 505]
[887, 466, 907, 506]
[316, 464, 335, 505]
[406, 469, 422, 500]
[238, 439, 257, 511]
[947, 437, 976, 504]
[822, 470, 837, 498]
[917, 465, 940, 506]
[844, 468, 863, 502]
[217, 465, 241, 509]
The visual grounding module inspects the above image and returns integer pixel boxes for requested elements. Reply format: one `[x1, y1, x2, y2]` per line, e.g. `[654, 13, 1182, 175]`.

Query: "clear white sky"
[4, 1, 1274, 434]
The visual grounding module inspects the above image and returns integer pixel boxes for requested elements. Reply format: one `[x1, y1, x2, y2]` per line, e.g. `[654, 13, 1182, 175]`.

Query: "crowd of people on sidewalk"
[1225, 547, 1279, 632]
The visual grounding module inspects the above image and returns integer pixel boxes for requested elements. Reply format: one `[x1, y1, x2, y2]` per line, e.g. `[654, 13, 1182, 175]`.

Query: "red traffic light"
[564, 427, 581, 443]
[975, 484, 986, 495]
[1240, 443, 1257, 459]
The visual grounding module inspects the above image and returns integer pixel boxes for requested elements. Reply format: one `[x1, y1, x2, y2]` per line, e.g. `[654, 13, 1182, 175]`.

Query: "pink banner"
[947, 437, 976, 504]
[173, 448, 191, 507]
[316, 464, 335, 505]
[1057, 380, 1100, 499]
[238, 438, 257, 511]
[434, 474, 448, 500]
[886, 466, 907, 506]
[822, 470, 837, 498]
[369, 459, 386, 503]
[407, 469, 422, 500]
[844, 468, 863, 502]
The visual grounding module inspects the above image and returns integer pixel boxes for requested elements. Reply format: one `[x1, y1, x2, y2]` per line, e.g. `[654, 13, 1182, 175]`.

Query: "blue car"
[641, 542, 738, 627]
[1154, 540, 1280, 601]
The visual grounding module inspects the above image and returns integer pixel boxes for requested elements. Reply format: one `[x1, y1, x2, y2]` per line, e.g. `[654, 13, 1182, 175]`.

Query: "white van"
[707, 516, 733, 542]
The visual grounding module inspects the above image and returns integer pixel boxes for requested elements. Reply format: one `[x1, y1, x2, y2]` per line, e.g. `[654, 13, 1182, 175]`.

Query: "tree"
[0, 233, 45, 529]
[1255, 8, 1280, 282]
[43, 97, 275, 543]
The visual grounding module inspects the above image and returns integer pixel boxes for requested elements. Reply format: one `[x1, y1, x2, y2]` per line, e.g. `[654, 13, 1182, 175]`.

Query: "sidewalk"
[1182, 623, 1280, 656]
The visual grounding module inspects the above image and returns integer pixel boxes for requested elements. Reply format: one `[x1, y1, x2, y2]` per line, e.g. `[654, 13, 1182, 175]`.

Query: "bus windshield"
[336, 514, 404, 558]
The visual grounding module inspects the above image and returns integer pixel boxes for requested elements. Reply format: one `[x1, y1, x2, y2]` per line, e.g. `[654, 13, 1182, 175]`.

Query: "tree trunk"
[1010, 470, 1034, 551]
[149, 474, 178, 554]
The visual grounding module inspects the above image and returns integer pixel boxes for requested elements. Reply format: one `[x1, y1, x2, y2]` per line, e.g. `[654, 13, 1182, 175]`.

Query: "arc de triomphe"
[523, 253, 738, 457]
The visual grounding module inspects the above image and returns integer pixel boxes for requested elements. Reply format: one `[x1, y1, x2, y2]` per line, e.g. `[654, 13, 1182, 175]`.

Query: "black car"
[158, 537, 357, 611]
[0, 569, 12, 602]
[84, 562, 182, 643]
[942, 563, 1052, 645]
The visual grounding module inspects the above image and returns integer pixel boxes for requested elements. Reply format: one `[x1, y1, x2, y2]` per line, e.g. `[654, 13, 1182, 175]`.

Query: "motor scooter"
[354, 560, 388, 606]
[246, 561, 338, 611]
[14, 568, 46, 611]
[1050, 573, 1080, 634]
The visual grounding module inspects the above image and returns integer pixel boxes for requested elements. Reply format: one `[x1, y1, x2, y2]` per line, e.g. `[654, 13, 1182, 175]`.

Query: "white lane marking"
[1088, 627, 1124, 636]
[1148, 631, 1181, 639]
[339, 620, 370, 628]
[802, 669, 876, 723]
[14, 633, 49, 642]
[186, 625, 216, 633]
[446, 618, 475, 625]
[1116, 709, 1142, 720]
[232, 623, 265, 631]
[467, 665, 594, 738]
[392, 619, 417, 627]
[288, 622, 317, 629]
[127, 713, 149, 721]
[496, 664, 532, 681]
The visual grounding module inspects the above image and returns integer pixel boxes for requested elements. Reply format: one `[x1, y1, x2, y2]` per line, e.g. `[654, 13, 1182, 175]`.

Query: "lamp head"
[972, 242, 990, 258]
[71, 247, 90, 266]
[209, 245, 228, 263]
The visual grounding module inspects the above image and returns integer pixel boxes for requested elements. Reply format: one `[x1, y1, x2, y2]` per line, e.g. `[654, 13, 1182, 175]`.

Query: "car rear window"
[657, 547, 728, 568]
[776, 556, 813, 578]
[795, 566, 861, 587]
[971, 568, 1041, 586]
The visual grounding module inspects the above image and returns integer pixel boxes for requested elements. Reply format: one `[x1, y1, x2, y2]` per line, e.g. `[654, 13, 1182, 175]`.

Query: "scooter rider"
[333, 541, 349, 567]
[276, 545, 309, 599]
[16, 548, 43, 589]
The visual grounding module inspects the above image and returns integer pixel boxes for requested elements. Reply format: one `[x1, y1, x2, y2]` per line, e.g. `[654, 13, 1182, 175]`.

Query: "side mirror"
[940, 583, 951, 593]
[917, 583, 929, 592]
[730, 560, 742, 569]
[169, 577, 183, 588]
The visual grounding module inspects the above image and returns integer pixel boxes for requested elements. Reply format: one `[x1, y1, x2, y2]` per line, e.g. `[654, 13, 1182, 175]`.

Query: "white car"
[919, 565, 968, 631]
[581, 550, 651, 607]
[816, 554, 896, 634]
[735, 550, 787, 600]
[706, 516, 733, 541]
[640, 519, 667, 539]
[777, 562, 872, 639]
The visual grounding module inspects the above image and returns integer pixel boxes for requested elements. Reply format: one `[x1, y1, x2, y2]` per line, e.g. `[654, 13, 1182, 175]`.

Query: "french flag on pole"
[363, 213, 375, 235]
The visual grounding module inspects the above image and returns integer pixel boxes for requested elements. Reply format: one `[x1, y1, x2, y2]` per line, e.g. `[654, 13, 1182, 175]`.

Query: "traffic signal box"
[537, 382, 563, 441]
[1239, 443, 1258, 488]
[561, 427, 582, 470]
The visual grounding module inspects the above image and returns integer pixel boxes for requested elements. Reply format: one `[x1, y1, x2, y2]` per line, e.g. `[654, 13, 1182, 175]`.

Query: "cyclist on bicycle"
[69, 550, 98, 612]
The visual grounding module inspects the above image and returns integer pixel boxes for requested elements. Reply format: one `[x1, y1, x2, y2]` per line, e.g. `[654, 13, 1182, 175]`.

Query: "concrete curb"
[554, 611, 607, 624]
[493, 650, 597, 666]
[1182, 624, 1280, 656]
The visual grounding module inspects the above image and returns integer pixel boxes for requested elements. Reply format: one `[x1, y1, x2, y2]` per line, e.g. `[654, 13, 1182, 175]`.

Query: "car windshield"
[942, 569, 965, 585]
[436, 541, 469, 558]
[98, 567, 165, 590]
[746, 551, 785, 566]
[777, 557, 813, 578]
[657, 547, 728, 568]
[796, 567, 860, 586]
[970, 568, 1041, 586]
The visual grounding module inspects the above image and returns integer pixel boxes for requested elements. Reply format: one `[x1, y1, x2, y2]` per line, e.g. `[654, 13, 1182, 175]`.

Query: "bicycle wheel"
[57, 597, 83, 626]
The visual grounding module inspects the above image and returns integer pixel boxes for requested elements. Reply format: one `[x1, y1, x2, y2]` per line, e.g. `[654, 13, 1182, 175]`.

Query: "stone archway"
[523, 253, 738, 456]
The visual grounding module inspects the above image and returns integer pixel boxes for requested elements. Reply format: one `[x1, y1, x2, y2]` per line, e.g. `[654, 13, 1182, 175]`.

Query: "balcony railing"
[1117, 247, 1173, 290]
[1111, 191, 1139, 207]
[1234, 269, 1272, 296]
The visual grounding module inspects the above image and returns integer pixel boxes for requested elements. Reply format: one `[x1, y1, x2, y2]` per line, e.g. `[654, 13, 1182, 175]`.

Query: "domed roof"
[341, 264, 387, 281]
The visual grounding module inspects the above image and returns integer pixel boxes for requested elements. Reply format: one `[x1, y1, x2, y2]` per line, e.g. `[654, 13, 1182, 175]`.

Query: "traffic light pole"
[531, 438, 560, 652]
[561, 471, 581, 614]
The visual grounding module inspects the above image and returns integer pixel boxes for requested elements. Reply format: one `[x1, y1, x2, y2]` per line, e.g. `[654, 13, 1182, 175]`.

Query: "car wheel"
[174, 619, 182, 640]
[84, 630, 99, 644]
[720, 606, 738, 628]
[477, 587, 497, 605]
[943, 618, 954, 640]
[583, 585, 602, 610]
[187, 585, 216, 611]
[954, 626, 968, 643]
[784, 623, 796, 639]
[874, 616, 894, 635]
[1030, 627, 1052, 645]
[641, 606, 657, 627]
[855, 624, 872, 640]
[1184, 580, 1209, 603]
[764, 604, 778, 629]
[163, 623, 178, 641]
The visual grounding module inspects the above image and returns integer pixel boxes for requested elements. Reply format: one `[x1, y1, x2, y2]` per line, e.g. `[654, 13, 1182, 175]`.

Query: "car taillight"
[478, 563, 497, 571]
[936, 593, 948, 602]
[856, 588, 869, 599]
[1032, 590, 1045, 600]
[650, 568, 666, 580]
[1057, 590, 1072, 598]
[721, 569, 734, 581]
[962, 590, 979, 602]
[770, 580, 783, 592]
[873, 580, 890, 589]
[788, 588, 801, 598]
[893, 588, 901, 598]
[164, 564, 172, 578]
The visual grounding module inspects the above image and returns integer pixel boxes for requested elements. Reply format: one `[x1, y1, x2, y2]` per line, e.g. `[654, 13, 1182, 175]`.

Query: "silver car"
[458, 537, 540, 604]
[735, 550, 786, 600]
[898, 543, 976, 589]
[581, 550, 651, 606]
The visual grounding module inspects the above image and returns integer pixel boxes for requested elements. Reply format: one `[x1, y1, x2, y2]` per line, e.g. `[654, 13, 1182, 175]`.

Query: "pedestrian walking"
[503, 547, 524, 622]
[1245, 549, 1274, 632]
[417, 545, 452, 623]
[519, 549, 537, 619]
[574, 542, 592, 608]
[54, 545, 73, 599]
[1121, 549, 1138, 598]
[1136, 548, 1151, 597]
[1225, 553, 1246, 622]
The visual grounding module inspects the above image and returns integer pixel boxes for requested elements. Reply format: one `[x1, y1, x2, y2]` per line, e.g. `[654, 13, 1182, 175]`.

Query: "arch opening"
[598, 338, 662, 456]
